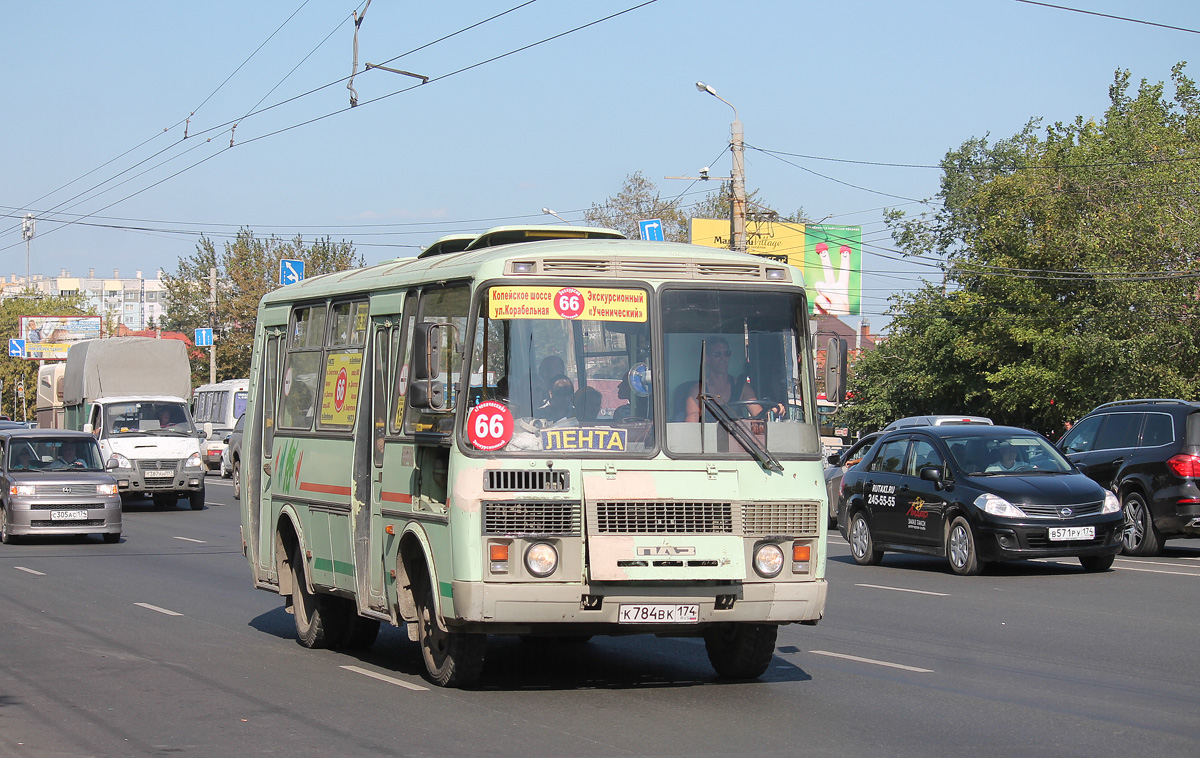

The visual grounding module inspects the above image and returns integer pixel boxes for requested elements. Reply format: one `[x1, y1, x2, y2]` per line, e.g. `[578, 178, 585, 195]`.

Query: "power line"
[1014, 0, 1200, 35]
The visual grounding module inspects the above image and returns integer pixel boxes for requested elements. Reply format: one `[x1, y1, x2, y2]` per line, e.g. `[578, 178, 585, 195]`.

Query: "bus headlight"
[753, 543, 785, 578]
[524, 542, 558, 577]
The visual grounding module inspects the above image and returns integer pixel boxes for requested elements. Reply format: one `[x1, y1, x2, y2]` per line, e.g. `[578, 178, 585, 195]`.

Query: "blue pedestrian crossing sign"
[8, 339, 25, 358]
[194, 328, 213, 347]
[280, 258, 306, 286]
[638, 219, 665, 241]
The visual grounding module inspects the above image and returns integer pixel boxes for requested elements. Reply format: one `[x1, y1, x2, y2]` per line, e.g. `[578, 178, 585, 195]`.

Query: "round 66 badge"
[467, 401, 514, 451]
[554, 287, 585, 319]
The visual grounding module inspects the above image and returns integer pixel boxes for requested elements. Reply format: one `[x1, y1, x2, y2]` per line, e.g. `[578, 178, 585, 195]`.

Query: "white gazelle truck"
[61, 337, 207, 509]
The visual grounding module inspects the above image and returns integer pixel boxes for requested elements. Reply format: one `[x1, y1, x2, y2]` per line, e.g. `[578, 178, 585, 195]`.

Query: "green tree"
[843, 63, 1200, 437]
[163, 230, 364, 384]
[0, 293, 90, 421]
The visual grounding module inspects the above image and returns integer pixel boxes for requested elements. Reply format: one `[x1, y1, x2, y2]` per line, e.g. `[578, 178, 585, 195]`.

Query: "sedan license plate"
[144, 470, 173, 478]
[51, 509, 88, 521]
[1049, 526, 1095, 541]
[618, 604, 700, 624]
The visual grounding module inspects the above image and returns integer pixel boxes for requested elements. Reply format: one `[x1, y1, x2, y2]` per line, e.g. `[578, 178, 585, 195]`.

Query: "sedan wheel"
[849, 512, 883, 566]
[946, 516, 984, 576]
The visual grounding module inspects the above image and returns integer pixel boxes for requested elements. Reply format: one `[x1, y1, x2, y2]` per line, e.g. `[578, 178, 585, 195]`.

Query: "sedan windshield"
[945, 433, 1072, 476]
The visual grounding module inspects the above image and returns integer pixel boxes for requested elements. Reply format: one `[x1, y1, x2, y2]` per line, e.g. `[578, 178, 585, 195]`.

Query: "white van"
[192, 379, 249, 471]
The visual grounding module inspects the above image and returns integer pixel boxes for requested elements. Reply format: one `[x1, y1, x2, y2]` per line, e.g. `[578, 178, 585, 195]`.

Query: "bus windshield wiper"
[700, 393, 783, 473]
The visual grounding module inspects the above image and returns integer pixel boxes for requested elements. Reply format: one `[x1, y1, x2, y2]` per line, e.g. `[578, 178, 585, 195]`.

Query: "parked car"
[1057, 399, 1200, 556]
[0, 429, 122, 544]
[824, 432, 881, 526]
[220, 415, 245, 500]
[882, 415, 993, 431]
[838, 425, 1122, 575]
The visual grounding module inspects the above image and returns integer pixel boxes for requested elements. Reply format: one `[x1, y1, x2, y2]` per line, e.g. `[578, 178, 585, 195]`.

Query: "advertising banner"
[19, 316, 103, 360]
[688, 219, 861, 316]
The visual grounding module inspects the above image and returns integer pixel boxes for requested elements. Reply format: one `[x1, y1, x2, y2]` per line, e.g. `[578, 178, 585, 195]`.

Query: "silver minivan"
[0, 430, 122, 544]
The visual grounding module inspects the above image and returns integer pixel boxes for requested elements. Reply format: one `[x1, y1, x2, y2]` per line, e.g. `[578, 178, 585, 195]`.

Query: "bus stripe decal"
[381, 491, 413, 503]
[299, 482, 353, 496]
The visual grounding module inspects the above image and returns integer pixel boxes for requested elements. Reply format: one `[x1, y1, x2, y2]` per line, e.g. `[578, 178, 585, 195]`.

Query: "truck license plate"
[51, 510, 88, 521]
[618, 604, 700, 624]
[144, 470, 173, 478]
[1049, 526, 1094, 541]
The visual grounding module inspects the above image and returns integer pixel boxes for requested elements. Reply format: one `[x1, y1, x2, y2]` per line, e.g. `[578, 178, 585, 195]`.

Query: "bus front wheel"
[415, 576, 485, 687]
[704, 622, 778, 680]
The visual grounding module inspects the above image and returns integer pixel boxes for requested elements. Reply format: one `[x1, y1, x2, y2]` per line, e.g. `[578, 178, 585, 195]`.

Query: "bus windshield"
[467, 284, 655, 454]
[662, 288, 819, 459]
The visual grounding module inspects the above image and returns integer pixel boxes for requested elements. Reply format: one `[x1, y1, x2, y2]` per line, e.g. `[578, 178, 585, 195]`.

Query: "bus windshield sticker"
[540, 427, 627, 452]
[467, 401, 514, 451]
[489, 287, 647, 322]
[320, 352, 363, 425]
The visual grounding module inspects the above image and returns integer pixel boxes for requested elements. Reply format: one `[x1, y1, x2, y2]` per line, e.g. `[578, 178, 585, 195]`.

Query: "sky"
[3, 0, 1198, 333]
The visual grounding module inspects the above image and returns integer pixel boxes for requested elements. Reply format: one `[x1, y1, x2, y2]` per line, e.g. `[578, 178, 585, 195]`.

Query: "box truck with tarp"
[63, 337, 206, 509]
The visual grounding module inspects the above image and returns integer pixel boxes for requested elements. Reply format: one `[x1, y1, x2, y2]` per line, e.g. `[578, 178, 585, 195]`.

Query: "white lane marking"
[14, 566, 45, 576]
[1112, 565, 1200, 578]
[135, 602, 184, 616]
[855, 583, 948, 597]
[173, 536, 206, 544]
[341, 665, 429, 691]
[809, 650, 933, 673]
[1116, 557, 1200, 569]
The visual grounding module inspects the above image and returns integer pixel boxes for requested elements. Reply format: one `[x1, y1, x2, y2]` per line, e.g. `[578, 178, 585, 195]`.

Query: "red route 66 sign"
[467, 401, 514, 451]
[554, 287, 584, 319]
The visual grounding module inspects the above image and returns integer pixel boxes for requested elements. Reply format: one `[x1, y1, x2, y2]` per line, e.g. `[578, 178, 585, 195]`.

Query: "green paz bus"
[240, 225, 832, 687]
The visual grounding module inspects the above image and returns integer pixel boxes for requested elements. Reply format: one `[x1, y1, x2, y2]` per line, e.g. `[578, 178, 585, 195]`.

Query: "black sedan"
[837, 425, 1123, 575]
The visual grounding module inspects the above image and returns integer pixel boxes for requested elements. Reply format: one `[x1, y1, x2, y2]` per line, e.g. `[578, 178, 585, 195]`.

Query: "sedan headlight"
[1102, 490, 1120, 514]
[184, 452, 203, 469]
[753, 543, 785, 578]
[975, 492, 1027, 518]
[524, 542, 559, 577]
[9, 484, 35, 497]
[109, 453, 132, 469]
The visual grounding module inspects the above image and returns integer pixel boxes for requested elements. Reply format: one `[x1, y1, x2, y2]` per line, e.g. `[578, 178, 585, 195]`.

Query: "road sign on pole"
[638, 219, 665, 241]
[195, 328, 214, 347]
[280, 259, 306, 286]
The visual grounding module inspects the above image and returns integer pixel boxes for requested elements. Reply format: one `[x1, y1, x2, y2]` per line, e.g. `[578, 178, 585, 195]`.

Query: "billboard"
[19, 316, 103, 360]
[689, 219, 861, 316]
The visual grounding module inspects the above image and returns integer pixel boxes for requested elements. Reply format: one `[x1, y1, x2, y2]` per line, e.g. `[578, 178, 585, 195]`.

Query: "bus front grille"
[483, 501, 581, 536]
[593, 501, 733, 534]
[483, 469, 570, 492]
[743, 501, 822, 536]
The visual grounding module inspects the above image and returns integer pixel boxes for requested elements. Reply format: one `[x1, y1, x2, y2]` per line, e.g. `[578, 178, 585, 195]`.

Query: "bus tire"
[232, 460, 241, 501]
[704, 622, 778, 680]
[291, 551, 346, 649]
[415, 575, 485, 687]
[340, 614, 381, 650]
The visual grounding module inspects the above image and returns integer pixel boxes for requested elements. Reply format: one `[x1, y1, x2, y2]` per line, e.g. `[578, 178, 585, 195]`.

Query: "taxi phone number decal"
[867, 484, 896, 508]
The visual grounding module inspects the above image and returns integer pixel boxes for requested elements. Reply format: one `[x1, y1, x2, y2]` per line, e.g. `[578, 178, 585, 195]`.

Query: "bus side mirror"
[824, 337, 848, 404]
[412, 323, 443, 381]
[408, 380, 446, 411]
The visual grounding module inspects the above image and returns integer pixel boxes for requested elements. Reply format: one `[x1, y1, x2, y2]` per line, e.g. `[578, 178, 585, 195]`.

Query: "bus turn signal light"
[793, 543, 811, 573]
[489, 543, 510, 573]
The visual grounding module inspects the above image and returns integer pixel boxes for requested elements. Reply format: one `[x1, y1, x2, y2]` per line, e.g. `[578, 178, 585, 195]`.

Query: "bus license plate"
[144, 470, 173, 478]
[51, 510, 88, 521]
[1049, 526, 1094, 541]
[618, 604, 700, 624]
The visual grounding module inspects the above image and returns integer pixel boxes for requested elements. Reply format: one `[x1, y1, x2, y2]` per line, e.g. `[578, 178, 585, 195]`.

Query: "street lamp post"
[541, 207, 570, 224]
[696, 82, 746, 253]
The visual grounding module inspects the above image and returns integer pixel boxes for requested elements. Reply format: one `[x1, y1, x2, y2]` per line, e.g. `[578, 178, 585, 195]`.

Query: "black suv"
[1058, 399, 1200, 556]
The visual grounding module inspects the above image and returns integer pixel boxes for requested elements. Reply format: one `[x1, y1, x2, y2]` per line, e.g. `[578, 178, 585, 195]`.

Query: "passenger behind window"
[538, 375, 574, 422]
[571, 386, 603, 423]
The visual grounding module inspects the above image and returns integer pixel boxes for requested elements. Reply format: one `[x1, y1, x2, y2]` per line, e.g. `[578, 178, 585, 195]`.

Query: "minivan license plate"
[51, 510, 88, 521]
[1049, 526, 1094, 541]
[618, 604, 700, 624]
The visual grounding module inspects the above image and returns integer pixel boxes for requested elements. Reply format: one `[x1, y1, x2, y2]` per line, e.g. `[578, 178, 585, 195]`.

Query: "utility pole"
[22, 214, 35, 287]
[209, 267, 217, 384]
[696, 82, 746, 253]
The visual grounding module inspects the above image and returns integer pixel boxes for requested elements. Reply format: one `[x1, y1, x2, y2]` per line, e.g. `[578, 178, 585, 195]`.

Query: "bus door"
[248, 328, 284, 582]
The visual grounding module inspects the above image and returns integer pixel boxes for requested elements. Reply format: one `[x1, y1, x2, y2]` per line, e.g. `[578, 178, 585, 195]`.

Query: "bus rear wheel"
[704, 622, 778, 679]
[415, 576, 485, 687]
[291, 551, 346, 649]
